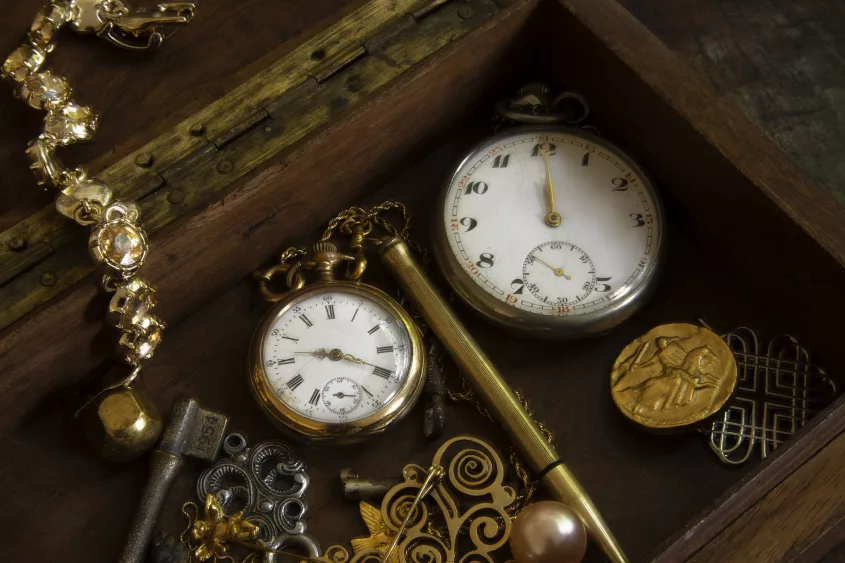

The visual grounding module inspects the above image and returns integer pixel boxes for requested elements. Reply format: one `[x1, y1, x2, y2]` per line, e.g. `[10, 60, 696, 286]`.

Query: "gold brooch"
[311, 435, 517, 563]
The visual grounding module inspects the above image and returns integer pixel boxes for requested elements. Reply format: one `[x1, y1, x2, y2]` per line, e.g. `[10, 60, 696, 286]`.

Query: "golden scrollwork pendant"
[312, 435, 517, 563]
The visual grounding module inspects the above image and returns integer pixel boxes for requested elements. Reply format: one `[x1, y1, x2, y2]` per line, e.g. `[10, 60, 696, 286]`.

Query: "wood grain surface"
[0, 0, 843, 562]
[692, 430, 845, 562]
[619, 0, 845, 207]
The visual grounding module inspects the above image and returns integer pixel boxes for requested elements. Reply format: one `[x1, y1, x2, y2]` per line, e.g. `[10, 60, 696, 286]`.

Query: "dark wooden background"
[0, 0, 843, 561]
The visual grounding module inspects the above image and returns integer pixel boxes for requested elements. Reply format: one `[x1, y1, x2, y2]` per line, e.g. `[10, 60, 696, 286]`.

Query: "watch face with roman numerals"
[439, 126, 663, 334]
[261, 288, 412, 423]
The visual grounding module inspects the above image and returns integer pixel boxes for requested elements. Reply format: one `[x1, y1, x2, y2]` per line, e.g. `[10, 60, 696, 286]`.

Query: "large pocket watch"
[249, 239, 426, 444]
[433, 84, 666, 338]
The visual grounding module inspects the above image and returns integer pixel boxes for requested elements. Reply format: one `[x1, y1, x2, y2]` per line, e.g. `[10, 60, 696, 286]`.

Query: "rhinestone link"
[4, 1, 165, 373]
[29, 2, 72, 53]
[1, 44, 47, 84]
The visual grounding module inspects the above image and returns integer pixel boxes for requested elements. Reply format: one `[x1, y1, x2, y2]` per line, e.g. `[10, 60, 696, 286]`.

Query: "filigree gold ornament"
[306, 436, 518, 563]
[2, 0, 194, 462]
[611, 323, 738, 430]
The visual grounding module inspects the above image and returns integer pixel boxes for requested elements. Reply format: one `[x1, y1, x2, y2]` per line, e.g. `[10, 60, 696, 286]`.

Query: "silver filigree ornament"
[706, 328, 838, 464]
[196, 433, 321, 560]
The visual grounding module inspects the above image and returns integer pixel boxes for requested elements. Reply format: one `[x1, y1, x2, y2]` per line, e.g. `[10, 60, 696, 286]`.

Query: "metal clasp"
[70, 1, 196, 51]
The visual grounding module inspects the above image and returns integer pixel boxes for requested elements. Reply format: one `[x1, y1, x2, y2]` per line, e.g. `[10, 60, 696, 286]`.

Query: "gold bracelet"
[1, 0, 195, 462]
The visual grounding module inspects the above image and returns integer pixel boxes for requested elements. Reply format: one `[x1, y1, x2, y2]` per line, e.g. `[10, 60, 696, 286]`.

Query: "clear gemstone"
[29, 4, 68, 51]
[45, 103, 99, 144]
[2, 45, 46, 83]
[120, 316, 164, 364]
[93, 219, 148, 273]
[21, 71, 70, 109]
[134, 325, 163, 361]
[104, 225, 144, 266]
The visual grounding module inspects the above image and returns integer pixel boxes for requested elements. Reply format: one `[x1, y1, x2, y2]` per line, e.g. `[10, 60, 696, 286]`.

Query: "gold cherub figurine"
[190, 494, 260, 561]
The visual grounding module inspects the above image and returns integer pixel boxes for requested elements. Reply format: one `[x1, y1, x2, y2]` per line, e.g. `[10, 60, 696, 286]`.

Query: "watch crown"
[518, 82, 550, 96]
[312, 241, 337, 254]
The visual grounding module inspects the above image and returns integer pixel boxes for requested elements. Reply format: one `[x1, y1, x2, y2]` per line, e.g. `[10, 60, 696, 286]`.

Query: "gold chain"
[446, 374, 552, 517]
[277, 201, 428, 268]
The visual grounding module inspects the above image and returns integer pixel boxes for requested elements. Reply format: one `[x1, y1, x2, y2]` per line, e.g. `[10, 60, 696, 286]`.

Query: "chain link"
[276, 201, 428, 271]
[446, 377, 552, 518]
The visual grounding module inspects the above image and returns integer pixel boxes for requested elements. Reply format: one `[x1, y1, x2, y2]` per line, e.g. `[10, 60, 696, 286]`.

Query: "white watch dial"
[261, 290, 412, 423]
[443, 129, 660, 317]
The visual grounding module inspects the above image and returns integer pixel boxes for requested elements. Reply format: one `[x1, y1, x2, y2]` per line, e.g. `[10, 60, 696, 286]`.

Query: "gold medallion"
[611, 323, 737, 431]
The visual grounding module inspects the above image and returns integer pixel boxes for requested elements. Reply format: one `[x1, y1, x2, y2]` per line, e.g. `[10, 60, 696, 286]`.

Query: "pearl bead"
[509, 501, 587, 563]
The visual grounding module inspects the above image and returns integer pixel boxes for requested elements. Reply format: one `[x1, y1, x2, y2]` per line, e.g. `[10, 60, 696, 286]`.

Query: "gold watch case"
[248, 281, 426, 444]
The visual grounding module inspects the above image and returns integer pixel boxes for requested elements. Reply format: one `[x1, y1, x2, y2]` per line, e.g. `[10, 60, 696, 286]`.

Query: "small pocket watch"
[433, 84, 665, 338]
[250, 238, 426, 444]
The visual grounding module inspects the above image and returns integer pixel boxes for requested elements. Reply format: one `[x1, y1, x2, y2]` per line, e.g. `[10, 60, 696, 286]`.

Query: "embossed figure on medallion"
[611, 323, 737, 429]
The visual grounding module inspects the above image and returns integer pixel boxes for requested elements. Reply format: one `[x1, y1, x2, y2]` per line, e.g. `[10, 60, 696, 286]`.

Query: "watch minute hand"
[541, 142, 562, 227]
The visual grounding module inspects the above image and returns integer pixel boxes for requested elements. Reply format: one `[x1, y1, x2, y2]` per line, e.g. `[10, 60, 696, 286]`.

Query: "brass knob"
[78, 384, 163, 463]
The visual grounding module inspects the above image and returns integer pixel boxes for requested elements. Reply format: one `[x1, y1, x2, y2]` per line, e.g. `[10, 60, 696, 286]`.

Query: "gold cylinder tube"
[378, 236, 627, 563]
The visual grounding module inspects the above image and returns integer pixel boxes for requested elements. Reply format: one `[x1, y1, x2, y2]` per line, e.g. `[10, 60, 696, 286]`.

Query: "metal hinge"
[308, 0, 459, 85]
[411, 0, 454, 20]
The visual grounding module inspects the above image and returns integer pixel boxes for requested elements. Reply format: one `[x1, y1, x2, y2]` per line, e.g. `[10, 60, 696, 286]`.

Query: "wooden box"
[1, 0, 844, 561]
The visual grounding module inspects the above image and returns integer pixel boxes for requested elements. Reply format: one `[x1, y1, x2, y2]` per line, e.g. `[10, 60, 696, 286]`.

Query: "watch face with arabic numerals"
[249, 282, 425, 442]
[435, 125, 664, 337]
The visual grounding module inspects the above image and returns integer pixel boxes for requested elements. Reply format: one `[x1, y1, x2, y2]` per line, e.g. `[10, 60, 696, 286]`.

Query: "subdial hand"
[333, 392, 356, 399]
[540, 142, 562, 228]
[531, 256, 572, 280]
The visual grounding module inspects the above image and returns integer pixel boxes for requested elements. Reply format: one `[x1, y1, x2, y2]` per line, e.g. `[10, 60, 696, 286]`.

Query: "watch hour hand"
[296, 348, 380, 369]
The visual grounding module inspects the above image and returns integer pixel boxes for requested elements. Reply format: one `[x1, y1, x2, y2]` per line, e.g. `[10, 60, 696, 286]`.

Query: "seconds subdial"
[321, 377, 362, 415]
[522, 241, 596, 306]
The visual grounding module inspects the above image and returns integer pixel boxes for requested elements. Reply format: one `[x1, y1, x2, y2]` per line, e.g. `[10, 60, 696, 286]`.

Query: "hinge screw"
[7, 236, 26, 251]
[217, 159, 233, 174]
[40, 271, 56, 286]
[346, 76, 363, 92]
[167, 189, 185, 204]
[135, 153, 154, 168]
